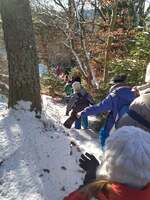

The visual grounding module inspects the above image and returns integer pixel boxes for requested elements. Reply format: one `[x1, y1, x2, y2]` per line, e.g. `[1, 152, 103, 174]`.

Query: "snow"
[0, 94, 102, 200]
[38, 64, 48, 77]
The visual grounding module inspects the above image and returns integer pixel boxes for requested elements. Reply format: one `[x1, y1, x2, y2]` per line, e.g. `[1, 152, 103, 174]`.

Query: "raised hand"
[79, 152, 100, 172]
[79, 152, 100, 185]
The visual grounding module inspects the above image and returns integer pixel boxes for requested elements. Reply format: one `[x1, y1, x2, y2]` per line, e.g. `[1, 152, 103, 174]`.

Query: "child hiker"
[63, 81, 95, 129]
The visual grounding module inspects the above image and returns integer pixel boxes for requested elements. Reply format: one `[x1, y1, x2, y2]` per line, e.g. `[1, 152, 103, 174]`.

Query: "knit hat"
[97, 126, 150, 188]
[72, 76, 81, 83]
[109, 74, 127, 85]
[72, 81, 81, 92]
[145, 63, 150, 83]
[117, 93, 150, 132]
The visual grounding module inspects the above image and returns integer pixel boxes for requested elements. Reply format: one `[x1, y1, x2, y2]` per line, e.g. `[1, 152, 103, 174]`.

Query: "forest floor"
[0, 94, 102, 200]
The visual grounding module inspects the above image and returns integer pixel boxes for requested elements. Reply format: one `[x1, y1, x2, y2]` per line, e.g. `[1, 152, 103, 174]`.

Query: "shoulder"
[111, 86, 133, 96]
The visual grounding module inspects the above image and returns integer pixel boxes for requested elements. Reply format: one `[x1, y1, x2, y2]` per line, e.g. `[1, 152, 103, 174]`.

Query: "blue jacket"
[81, 86, 136, 134]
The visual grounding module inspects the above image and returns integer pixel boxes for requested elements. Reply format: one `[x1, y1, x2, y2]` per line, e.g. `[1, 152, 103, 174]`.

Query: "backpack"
[73, 92, 90, 113]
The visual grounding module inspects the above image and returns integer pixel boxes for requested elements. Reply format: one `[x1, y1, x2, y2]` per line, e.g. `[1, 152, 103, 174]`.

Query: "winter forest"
[0, 0, 150, 200]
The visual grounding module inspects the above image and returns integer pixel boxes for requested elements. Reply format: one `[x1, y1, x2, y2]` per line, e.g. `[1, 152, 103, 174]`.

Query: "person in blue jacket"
[77, 74, 137, 147]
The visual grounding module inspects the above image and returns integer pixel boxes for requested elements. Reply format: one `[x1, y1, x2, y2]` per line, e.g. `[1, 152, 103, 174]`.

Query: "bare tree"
[0, 0, 41, 113]
[32, 0, 103, 88]
[31, 0, 148, 86]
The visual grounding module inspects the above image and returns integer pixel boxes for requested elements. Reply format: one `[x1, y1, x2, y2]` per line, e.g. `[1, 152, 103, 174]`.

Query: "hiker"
[63, 81, 95, 129]
[133, 62, 150, 95]
[63, 75, 82, 103]
[64, 75, 81, 97]
[56, 63, 62, 76]
[117, 93, 150, 132]
[64, 74, 69, 83]
[77, 74, 136, 147]
[64, 80, 73, 97]
[64, 126, 150, 200]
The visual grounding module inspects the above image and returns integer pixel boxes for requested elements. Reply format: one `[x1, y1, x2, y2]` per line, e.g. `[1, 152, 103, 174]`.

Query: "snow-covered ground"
[0, 95, 102, 200]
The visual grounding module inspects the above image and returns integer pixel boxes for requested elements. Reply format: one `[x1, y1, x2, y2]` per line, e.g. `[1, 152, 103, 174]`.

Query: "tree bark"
[0, 0, 41, 112]
[103, 0, 118, 82]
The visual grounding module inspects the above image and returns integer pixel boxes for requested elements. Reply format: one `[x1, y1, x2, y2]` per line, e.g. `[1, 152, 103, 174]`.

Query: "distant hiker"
[64, 75, 81, 103]
[133, 62, 150, 95]
[50, 63, 56, 72]
[64, 126, 150, 200]
[63, 81, 95, 129]
[64, 74, 69, 83]
[77, 74, 136, 147]
[64, 80, 73, 97]
[56, 64, 62, 76]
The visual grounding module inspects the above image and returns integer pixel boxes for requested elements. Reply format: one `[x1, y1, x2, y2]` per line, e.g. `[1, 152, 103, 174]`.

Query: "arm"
[81, 94, 114, 117]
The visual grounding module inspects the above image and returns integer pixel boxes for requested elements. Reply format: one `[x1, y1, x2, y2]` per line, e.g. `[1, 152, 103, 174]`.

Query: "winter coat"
[63, 183, 150, 200]
[66, 87, 95, 115]
[65, 83, 73, 96]
[117, 93, 150, 132]
[81, 86, 136, 134]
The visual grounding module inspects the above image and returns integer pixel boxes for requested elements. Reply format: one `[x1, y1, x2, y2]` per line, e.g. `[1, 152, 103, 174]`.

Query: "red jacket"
[64, 183, 150, 200]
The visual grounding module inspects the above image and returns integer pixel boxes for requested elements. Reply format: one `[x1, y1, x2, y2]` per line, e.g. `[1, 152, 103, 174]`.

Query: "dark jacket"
[66, 87, 95, 115]
[64, 88, 95, 129]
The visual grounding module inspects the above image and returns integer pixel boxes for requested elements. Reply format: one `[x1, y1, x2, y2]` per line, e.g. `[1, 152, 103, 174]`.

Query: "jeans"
[75, 116, 88, 129]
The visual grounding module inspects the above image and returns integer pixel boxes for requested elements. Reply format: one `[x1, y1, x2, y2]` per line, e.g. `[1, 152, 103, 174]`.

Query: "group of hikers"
[50, 63, 71, 84]
[62, 63, 150, 200]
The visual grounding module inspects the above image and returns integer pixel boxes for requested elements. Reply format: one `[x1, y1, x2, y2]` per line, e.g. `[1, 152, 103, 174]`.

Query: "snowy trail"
[0, 95, 102, 200]
[42, 96, 100, 156]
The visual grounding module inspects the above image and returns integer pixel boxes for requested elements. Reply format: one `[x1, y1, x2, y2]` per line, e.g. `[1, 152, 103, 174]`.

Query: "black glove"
[79, 153, 100, 172]
[79, 153, 100, 185]
[66, 112, 69, 116]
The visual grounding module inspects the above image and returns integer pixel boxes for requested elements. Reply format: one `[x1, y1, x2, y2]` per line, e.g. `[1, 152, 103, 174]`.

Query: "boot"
[63, 111, 77, 129]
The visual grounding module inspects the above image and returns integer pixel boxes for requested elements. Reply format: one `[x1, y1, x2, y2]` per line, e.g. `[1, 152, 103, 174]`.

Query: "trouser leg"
[81, 116, 88, 129]
[75, 117, 81, 129]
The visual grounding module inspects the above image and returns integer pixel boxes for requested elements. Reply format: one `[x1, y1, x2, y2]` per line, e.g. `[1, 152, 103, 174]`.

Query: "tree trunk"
[0, 0, 41, 112]
[103, 0, 118, 82]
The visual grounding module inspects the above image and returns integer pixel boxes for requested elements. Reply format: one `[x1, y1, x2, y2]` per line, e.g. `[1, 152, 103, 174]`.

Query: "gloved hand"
[79, 153, 100, 185]
[79, 153, 100, 172]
